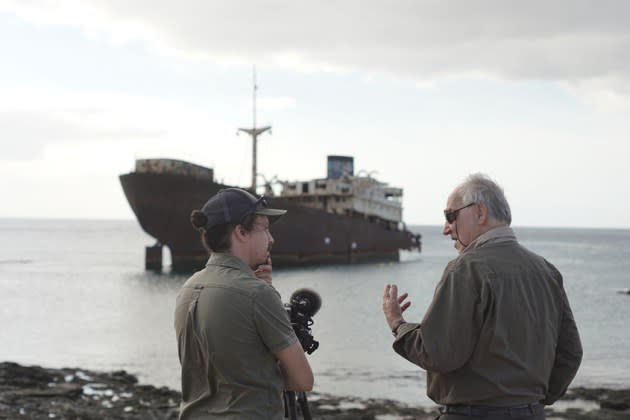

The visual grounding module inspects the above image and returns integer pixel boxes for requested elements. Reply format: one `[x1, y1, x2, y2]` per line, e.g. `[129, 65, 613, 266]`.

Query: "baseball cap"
[197, 188, 286, 231]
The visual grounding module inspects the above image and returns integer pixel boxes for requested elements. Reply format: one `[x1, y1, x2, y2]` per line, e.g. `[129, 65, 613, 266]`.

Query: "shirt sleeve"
[253, 286, 298, 354]
[543, 272, 583, 405]
[393, 259, 491, 373]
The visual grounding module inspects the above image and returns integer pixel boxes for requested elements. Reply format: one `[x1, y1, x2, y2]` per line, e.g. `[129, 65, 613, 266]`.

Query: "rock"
[554, 387, 630, 419]
[0, 362, 54, 388]
[1, 362, 630, 419]
[0, 362, 180, 419]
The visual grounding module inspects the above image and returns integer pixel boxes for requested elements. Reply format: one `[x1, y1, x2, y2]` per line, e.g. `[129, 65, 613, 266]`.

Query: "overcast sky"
[1, 1, 629, 228]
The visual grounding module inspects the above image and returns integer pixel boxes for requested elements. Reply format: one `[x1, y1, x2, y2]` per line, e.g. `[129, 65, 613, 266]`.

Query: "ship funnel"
[327, 155, 354, 179]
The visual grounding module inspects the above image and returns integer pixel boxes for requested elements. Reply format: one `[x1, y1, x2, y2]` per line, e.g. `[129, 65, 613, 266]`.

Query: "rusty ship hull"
[120, 171, 420, 272]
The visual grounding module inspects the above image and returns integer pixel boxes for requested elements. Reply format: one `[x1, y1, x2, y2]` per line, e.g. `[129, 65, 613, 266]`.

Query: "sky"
[1, 0, 629, 228]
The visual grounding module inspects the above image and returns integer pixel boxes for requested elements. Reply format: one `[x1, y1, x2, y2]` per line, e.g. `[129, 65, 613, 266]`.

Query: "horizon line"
[1, 216, 628, 231]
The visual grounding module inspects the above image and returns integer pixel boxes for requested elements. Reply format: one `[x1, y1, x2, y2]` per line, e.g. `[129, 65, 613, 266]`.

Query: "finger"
[390, 284, 398, 300]
[397, 292, 408, 304]
[383, 284, 391, 299]
[401, 301, 411, 313]
[254, 265, 271, 277]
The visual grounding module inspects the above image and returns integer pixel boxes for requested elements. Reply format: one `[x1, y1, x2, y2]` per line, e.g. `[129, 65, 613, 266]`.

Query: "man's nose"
[268, 232, 275, 245]
[442, 221, 452, 236]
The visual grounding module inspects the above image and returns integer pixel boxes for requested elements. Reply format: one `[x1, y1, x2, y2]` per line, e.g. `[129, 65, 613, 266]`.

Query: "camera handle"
[283, 390, 312, 420]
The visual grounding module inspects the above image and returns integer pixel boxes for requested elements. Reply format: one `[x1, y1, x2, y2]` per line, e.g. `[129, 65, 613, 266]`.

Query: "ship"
[119, 71, 420, 271]
[119, 155, 421, 271]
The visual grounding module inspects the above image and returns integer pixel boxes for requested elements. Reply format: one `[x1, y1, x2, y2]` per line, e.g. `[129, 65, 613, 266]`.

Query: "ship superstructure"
[280, 156, 404, 230]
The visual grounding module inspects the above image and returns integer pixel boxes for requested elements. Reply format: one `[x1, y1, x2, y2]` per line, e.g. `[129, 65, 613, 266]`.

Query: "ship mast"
[238, 65, 271, 192]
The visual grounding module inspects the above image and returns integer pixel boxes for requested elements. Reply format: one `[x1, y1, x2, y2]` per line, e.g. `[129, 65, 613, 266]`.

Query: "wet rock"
[546, 387, 630, 419]
[576, 387, 630, 411]
[0, 362, 54, 388]
[1, 362, 629, 419]
[0, 362, 179, 419]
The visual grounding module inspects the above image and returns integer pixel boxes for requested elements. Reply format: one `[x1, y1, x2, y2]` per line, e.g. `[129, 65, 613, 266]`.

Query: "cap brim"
[255, 208, 286, 224]
[255, 208, 287, 217]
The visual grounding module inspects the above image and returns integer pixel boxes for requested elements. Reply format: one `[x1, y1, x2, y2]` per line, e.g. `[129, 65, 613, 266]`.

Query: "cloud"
[0, 108, 159, 160]
[3, 0, 630, 84]
[561, 77, 630, 111]
[2, 0, 630, 160]
[0, 86, 229, 160]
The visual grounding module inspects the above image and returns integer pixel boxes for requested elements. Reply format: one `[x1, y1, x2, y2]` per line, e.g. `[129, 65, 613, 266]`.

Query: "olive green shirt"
[174, 253, 297, 419]
[393, 227, 582, 406]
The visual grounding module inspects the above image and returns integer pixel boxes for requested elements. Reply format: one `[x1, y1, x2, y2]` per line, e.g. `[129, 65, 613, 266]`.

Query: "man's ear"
[232, 224, 249, 243]
[477, 202, 488, 225]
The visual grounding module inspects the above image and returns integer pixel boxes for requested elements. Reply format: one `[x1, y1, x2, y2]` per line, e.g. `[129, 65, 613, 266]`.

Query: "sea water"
[1, 219, 629, 406]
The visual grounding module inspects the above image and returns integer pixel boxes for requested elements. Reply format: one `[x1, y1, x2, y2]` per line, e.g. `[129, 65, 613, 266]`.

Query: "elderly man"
[174, 188, 313, 419]
[382, 174, 582, 420]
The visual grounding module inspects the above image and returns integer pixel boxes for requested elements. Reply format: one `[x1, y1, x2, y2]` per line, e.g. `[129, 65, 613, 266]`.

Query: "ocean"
[1, 219, 629, 407]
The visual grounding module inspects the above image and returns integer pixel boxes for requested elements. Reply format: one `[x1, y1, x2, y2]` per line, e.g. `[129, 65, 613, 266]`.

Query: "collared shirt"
[174, 253, 297, 419]
[463, 225, 517, 253]
[393, 226, 582, 406]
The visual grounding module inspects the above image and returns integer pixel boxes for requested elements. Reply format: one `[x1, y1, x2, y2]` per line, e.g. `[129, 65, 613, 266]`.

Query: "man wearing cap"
[174, 188, 313, 419]
[382, 174, 582, 419]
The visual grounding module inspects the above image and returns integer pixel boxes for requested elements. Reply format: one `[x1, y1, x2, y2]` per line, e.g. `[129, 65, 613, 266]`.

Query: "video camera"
[285, 288, 321, 355]
[283, 289, 320, 420]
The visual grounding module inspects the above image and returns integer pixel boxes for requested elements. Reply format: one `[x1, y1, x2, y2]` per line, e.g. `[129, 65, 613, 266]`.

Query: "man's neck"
[461, 222, 509, 254]
[479, 221, 508, 236]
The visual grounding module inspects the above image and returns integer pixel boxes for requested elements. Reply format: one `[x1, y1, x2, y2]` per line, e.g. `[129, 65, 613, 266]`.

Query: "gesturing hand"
[382, 284, 411, 331]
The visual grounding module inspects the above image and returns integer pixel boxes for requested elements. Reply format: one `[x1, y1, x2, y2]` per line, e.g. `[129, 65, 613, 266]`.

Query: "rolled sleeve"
[393, 322, 423, 363]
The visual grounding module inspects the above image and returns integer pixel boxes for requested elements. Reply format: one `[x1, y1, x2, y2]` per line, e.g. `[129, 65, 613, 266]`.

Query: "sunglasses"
[444, 202, 476, 224]
[254, 195, 268, 208]
[243, 195, 268, 217]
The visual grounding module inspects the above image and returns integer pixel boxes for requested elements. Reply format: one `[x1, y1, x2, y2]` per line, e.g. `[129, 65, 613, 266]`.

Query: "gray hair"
[453, 173, 512, 225]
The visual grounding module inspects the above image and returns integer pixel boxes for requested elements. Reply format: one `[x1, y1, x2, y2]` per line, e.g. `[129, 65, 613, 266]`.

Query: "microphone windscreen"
[290, 288, 322, 316]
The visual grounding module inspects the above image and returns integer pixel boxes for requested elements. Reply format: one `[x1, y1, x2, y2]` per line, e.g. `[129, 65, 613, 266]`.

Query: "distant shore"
[1, 362, 629, 419]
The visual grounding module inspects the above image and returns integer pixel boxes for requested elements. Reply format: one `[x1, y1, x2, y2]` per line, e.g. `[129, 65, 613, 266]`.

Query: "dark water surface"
[1, 219, 628, 406]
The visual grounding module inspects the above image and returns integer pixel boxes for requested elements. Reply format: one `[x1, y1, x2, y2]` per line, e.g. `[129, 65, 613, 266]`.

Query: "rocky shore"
[1, 362, 628, 419]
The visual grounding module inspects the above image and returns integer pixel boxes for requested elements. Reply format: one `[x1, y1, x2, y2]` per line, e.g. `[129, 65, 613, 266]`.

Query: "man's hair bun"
[190, 210, 208, 230]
